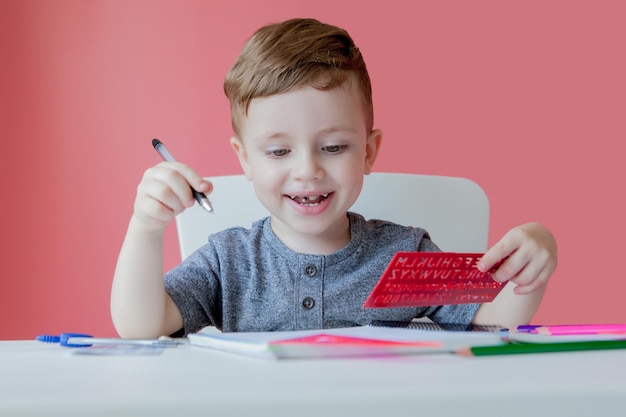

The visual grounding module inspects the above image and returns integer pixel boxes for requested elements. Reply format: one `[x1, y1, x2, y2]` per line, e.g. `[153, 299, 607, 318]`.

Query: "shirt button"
[304, 264, 317, 277]
[302, 297, 315, 310]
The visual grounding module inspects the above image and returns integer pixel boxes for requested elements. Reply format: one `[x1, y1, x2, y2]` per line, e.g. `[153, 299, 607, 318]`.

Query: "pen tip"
[152, 138, 162, 148]
[202, 200, 214, 213]
[36, 335, 60, 343]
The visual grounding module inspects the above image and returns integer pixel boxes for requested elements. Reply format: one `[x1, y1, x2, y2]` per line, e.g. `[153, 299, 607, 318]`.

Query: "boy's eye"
[323, 145, 348, 153]
[266, 149, 290, 158]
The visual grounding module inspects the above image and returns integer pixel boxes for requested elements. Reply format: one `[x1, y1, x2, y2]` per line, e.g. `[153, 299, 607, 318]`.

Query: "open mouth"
[287, 193, 331, 206]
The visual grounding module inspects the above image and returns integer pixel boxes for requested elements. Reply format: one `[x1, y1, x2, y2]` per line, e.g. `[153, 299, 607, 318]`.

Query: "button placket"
[302, 265, 317, 310]
[295, 258, 323, 328]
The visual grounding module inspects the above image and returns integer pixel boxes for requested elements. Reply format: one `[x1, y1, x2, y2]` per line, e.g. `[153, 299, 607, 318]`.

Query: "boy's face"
[230, 81, 381, 254]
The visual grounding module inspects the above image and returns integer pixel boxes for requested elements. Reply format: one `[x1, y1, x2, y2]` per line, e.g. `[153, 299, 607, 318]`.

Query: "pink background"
[1, 0, 624, 339]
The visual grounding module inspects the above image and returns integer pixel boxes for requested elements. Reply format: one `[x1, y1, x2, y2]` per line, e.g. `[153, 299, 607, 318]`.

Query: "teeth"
[288, 193, 330, 205]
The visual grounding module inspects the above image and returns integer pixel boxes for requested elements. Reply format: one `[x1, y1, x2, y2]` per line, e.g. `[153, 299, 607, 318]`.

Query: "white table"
[1, 340, 625, 416]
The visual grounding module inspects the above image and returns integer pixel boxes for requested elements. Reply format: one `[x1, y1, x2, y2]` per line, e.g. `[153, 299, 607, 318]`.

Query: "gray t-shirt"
[165, 212, 480, 335]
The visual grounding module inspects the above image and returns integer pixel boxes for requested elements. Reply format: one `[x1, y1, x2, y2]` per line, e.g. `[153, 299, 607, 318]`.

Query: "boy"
[111, 18, 557, 338]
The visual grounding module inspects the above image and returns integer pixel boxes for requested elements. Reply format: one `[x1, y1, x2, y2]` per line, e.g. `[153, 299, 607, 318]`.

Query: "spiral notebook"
[370, 320, 506, 333]
[188, 322, 505, 360]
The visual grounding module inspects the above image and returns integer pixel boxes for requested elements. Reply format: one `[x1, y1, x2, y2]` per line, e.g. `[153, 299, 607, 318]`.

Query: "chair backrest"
[174, 172, 490, 260]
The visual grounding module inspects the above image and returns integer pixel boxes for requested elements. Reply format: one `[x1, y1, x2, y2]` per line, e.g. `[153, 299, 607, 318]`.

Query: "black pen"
[152, 138, 213, 213]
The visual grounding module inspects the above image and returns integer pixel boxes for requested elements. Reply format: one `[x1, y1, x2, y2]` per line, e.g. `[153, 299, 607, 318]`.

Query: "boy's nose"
[292, 153, 324, 181]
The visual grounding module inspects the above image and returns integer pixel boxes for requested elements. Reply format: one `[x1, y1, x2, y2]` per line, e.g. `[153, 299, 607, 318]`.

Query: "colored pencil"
[536, 324, 626, 336]
[458, 339, 626, 357]
[515, 325, 540, 332]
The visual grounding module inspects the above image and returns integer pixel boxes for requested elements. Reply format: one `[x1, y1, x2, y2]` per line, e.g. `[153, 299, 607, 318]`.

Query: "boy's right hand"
[132, 162, 212, 233]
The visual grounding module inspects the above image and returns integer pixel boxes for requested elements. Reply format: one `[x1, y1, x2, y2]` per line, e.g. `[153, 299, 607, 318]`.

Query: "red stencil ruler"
[363, 252, 505, 308]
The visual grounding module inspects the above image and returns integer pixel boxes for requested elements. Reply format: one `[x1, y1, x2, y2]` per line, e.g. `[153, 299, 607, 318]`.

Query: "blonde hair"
[224, 18, 373, 137]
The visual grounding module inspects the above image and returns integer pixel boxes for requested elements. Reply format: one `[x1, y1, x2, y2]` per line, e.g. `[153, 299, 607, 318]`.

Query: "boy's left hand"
[477, 222, 557, 295]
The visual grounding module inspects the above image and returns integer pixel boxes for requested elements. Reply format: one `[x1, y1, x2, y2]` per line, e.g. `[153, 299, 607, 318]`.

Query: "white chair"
[174, 173, 489, 260]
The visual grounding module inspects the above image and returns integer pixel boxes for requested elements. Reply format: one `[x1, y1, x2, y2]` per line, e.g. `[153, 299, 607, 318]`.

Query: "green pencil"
[458, 339, 626, 357]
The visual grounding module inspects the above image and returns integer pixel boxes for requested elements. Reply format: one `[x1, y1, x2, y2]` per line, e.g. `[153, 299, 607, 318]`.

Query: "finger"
[151, 163, 198, 207]
[512, 249, 556, 294]
[478, 232, 519, 272]
[505, 253, 544, 287]
[138, 194, 177, 223]
[132, 190, 179, 233]
[513, 265, 551, 295]
[196, 178, 213, 195]
[164, 162, 212, 196]
[137, 164, 192, 212]
[141, 179, 190, 214]
[490, 250, 527, 283]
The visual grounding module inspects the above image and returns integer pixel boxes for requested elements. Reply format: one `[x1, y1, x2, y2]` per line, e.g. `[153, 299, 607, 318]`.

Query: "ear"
[364, 129, 382, 175]
[230, 136, 253, 180]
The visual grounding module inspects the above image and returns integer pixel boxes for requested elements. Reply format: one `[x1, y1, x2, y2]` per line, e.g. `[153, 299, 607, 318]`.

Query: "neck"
[270, 215, 351, 255]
